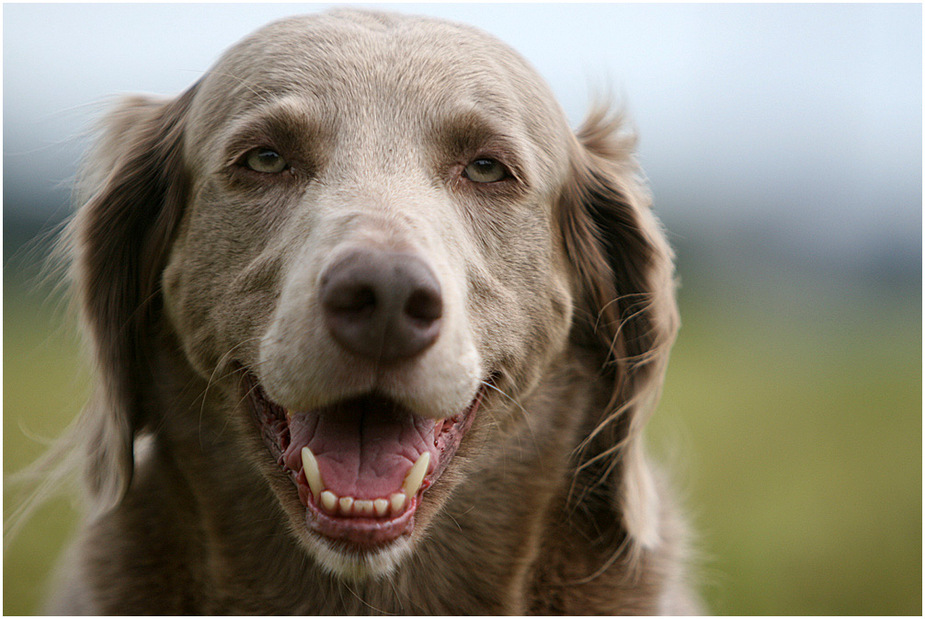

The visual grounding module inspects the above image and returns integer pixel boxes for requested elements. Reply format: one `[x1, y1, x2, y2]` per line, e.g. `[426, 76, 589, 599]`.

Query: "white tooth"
[338, 496, 354, 515]
[355, 500, 374, 516]
[402, 452, 430, 498]
[390, 492, 407, 514]
[320, 490, 338, 513]
[301, 447, 324, 499]
[374, 498, 389, 516]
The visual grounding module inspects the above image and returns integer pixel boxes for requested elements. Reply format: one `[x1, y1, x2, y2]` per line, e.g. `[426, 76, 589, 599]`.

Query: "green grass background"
[4, 252, 921, 614]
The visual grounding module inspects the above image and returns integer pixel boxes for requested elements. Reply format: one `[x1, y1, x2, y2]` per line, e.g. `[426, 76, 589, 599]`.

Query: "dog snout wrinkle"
[320, 248, 443, 363]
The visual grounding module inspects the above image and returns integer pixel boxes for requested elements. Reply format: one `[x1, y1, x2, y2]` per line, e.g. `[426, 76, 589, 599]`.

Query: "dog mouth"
[242, 372, 483, 549]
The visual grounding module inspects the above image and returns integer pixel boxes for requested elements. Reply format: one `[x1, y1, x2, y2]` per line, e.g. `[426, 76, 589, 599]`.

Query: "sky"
[3, 3, 921, 271]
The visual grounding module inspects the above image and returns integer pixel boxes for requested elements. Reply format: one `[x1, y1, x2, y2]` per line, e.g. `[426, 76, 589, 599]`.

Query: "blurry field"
[653, 272, 921, 614]
[3, 266, 921, 614]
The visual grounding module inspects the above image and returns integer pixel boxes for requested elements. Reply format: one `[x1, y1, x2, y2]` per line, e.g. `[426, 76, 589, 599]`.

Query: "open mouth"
[242, 372, 483, 549]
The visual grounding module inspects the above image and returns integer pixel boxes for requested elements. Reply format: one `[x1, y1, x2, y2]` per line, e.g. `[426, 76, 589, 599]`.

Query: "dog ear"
[67, 87, 196, 512]
[559, 105, 679, 553]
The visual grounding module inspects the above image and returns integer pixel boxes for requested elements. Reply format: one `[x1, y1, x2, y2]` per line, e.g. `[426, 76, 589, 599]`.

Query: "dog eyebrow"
[436, 109, 511, 153]
[221, 97, 333, 166]
[433, 110, 530, 183]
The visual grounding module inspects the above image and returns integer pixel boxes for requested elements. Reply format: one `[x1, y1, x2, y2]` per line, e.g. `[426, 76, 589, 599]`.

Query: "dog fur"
[44, 10, 696, 614]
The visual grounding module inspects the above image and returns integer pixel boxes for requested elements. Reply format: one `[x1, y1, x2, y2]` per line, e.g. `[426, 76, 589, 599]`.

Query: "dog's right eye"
[243, 148, 289, 174]
[463, 158, 509, 184]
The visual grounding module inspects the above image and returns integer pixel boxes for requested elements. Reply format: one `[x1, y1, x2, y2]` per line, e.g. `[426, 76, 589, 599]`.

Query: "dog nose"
[320, 249, 443, 363]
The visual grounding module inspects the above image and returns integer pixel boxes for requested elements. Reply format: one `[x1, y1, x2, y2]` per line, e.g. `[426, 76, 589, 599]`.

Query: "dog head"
[71, 10, 677, 580]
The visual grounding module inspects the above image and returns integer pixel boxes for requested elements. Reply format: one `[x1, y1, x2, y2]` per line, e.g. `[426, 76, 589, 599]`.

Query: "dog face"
[72, 10, 677, 583]
[159, 12, 577, 577]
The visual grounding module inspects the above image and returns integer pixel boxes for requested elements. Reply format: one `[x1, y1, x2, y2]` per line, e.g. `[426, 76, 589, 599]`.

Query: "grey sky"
[3, 3, 921, 265]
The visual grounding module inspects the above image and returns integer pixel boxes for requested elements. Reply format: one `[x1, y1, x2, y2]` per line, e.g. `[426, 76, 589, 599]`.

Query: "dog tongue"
[284, 397, 436, 500]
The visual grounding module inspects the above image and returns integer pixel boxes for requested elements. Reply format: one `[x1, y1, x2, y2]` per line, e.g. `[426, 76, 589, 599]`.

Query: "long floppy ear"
[560, 105, 679, 552]
[67, 87, 196, 512]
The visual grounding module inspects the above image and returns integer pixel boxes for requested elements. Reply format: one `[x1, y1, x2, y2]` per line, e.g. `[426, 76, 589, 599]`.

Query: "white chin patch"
[309, 536, 413, 581]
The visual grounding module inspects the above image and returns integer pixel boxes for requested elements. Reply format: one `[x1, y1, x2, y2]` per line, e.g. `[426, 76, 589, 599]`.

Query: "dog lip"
[303, 486, 420, 547]
[242, 369, 485, 549]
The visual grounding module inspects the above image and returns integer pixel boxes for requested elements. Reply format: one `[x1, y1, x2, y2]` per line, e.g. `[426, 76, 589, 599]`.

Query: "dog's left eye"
[244, 148, 289, 174]
[463, 158, 509, 183]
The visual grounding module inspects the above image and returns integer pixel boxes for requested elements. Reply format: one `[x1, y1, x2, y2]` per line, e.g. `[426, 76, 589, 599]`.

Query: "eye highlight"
[463, 158, 509, 183]
[243, 148, 289, 174]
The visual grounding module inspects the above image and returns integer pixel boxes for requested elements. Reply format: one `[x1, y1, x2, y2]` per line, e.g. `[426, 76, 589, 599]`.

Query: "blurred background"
[4, 3, 920, 614]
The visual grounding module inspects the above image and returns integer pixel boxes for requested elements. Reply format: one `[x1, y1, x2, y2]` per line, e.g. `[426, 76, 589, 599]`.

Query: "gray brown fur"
[46, 10, 697, 614]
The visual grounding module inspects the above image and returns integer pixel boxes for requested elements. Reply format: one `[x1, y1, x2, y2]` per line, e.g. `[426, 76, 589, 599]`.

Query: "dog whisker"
[479, 379, 540, 455]
[197, 337, 263, 447]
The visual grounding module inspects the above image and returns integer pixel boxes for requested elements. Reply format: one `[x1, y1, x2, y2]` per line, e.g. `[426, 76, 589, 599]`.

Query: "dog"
[43, 9, 696, 614]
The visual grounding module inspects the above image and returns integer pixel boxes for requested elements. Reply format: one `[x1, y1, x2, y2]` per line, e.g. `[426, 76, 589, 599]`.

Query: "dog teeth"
[402, 452, 430, 498]
[374, 498, 389, 516]
[320, 490, 338, 513]
[390, 492, 407, 514]
[301, 447, 324, 499]
[316, 490, 409, 517]
[300, 449, 430, 518]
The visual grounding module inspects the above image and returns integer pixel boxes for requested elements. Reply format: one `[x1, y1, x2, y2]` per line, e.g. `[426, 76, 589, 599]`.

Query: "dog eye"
[463, 158, 508, 183]
[244, 148, 289, 174]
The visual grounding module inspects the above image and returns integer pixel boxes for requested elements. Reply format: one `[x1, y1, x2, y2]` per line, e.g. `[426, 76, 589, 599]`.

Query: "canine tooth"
[403, 452, 430, 497]
[320, 490, 338, 513]
[374, 498, 389, 516]
[355, 499, 374, 516]
[338, 496, 354, 514]
[390, 492, 406, 514]
[301, 447, 324, 499]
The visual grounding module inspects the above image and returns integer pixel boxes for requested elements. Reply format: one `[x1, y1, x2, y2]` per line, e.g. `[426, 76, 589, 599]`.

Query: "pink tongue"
[284, 397, 436, 500]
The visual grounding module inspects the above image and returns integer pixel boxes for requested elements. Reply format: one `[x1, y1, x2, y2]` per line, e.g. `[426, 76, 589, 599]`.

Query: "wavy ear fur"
[560, 105, 679, 553]
[68, 87, 196, 512]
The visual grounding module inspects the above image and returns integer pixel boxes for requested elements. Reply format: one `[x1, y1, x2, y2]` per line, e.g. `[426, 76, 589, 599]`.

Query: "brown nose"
[319, 249, 443, 363]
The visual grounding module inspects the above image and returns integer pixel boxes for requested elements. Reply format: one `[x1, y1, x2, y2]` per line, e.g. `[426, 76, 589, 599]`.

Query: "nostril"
[324, 282, 377, 317]
[404, 287, 443, 324]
